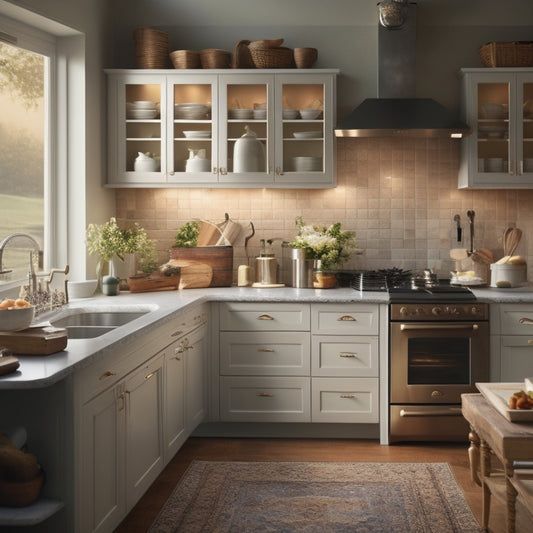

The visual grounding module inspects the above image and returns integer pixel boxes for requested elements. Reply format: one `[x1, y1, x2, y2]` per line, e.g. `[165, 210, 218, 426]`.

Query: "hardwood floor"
[114, 437, 529, 533]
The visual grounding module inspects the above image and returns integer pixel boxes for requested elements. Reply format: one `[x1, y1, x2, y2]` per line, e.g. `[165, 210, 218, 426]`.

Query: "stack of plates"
[127, 101, 159, 119]
[175, 103, 210, 120]
[253, 109, 267, 119]
[292, 156, 322, 171]
[229, 109, 253, 119]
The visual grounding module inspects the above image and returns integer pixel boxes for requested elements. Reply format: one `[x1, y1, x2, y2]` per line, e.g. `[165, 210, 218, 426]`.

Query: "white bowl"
[183, 130, 211, 138]
[0, 305, 35, 331]
[283, 109, 300, 119]
[292, 156, 323, 171]
[174, 104, 210, 119]
[228, 109, 253, 119]
[68, 279, 98, 299]
[132, 100, 158, 109]
[299, 109, 322, 120]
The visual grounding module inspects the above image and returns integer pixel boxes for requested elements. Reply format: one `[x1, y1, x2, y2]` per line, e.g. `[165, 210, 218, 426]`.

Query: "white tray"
[476, 382, 533, 422]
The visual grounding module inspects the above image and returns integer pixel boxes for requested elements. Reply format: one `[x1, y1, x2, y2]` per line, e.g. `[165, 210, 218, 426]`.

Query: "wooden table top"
[462, 393, 533, 462]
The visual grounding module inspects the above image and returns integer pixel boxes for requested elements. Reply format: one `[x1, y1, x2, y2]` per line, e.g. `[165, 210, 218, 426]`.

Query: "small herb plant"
[173, 221, 200, 248]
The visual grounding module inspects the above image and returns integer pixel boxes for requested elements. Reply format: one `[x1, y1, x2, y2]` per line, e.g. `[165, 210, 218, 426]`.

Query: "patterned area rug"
[149, 461, 482, 532]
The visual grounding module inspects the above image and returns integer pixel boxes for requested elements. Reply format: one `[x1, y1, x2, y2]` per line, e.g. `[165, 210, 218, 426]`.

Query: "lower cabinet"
[490, 303, 533, 381]
[217, 302, 380, 424]
[75, 307, 207, 533]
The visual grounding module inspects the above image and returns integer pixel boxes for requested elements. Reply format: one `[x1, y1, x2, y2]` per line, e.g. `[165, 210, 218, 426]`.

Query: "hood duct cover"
[335, 3, 471, 138]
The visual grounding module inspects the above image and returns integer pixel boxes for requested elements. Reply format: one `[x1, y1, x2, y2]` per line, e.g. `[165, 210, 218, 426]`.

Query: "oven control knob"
[471, 306, 479, 316]
[431, 307, 442, 316]
[399, 306, 408, 316]
[415, 307, 424, 316]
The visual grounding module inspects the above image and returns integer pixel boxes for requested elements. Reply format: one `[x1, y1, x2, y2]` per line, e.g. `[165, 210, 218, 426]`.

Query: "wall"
[110, 0, 533, 282]
[116, 138, 533, 282]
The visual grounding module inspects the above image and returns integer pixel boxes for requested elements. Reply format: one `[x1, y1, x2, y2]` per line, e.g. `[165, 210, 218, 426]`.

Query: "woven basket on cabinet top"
[200, 49, 231, 69]
[479, 42, 533, 67]
[249, 47, 293, 68]
[133, 27, 171, 69]
[170, 50, 201, 69]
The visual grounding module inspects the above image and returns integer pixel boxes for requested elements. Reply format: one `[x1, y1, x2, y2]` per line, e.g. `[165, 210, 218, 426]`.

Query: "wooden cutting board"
[0, 326, 68, 355]
[165, 260, 213, 289]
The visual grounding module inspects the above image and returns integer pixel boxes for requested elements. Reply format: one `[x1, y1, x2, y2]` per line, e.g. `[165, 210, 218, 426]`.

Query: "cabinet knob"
[276, 166, 284, 176]
[99, 370, 116, 381]
[220, 167, 227, 175]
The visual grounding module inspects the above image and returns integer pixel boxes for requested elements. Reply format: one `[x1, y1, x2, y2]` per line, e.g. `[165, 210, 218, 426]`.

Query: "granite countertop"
[2, 284, 533, 390]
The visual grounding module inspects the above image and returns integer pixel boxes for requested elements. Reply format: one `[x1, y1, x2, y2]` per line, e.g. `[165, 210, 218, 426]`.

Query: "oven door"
[390, 321, 489, 404]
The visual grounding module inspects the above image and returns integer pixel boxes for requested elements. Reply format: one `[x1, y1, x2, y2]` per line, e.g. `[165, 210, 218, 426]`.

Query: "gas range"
[342, 268, 477, 302]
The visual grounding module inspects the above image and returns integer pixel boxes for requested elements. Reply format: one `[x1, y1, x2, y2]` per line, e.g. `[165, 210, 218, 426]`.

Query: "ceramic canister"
[233, 126, 265, 173]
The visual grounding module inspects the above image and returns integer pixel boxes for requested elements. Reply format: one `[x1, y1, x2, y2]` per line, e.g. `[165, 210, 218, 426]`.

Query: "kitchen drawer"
[499, 304, 533, 335]
[311, 304, 379, 335]
[500, 336, 533, 381]
[220, 302, 310, 331]
[220, 331, 310, 376]
[311, 377, 379, 423]
[219, 376, 311, 422]
[311, 335, 379, 377]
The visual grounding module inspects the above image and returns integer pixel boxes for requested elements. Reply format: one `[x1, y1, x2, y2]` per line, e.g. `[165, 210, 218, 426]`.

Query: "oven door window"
[408, 337, 470, 385]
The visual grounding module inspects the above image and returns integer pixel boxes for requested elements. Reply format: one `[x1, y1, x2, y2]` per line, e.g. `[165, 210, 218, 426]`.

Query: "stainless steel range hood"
[335, 2, 471, 138]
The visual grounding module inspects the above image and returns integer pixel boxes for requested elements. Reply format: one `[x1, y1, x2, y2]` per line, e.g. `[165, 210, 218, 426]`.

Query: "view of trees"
[0, 43, 44, 198]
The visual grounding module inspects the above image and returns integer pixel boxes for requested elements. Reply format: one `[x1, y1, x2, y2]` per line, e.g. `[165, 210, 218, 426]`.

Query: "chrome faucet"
[0, 233, 42, 275]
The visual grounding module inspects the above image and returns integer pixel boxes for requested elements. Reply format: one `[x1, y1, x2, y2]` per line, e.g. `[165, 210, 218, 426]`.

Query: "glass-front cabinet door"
[218, 74, 274, 186]
[167, 74, 218, 185]
[459, 68, 533, 189]
[108, 73, 166, 185]
[275, 74, 335, 187]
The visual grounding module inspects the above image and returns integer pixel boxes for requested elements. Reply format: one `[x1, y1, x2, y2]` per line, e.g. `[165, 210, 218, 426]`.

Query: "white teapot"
[134, 152, 158, 172]
[233, 126, 266, 173]
[185, 148, 210, 173]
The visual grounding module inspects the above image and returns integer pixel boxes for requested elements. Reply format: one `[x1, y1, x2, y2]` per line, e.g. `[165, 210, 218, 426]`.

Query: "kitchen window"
[0, 12, 81, 294]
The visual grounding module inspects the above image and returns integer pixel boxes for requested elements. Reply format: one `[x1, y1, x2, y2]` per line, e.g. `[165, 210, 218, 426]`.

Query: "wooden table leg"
[505, 460, 518, 533]
[480, 439, 492, 531]
[468, 427, 481, 486]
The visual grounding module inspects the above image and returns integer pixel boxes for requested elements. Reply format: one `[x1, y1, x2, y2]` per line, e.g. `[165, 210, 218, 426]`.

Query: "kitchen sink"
[49, 307, 154, 339]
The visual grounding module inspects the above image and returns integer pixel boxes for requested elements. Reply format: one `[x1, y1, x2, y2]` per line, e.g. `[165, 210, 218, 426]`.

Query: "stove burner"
[388, 285, 476, 302]
[348, 268, 412, 291]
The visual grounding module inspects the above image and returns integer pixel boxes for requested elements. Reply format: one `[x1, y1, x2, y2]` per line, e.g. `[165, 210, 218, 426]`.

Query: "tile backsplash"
[115, 137, 533, 282]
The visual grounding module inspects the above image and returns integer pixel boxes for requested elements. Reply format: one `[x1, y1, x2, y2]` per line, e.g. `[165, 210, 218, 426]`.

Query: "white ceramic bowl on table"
[68, 279, 98, 299]
[0, 306, 35, 332]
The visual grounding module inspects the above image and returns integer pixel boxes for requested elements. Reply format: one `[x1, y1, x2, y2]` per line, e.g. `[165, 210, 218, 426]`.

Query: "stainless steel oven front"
[389, 302, 489, 442]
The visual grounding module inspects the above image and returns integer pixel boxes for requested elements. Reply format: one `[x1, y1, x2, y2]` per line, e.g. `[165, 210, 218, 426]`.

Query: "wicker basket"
[294, 47, 318, 69]
[170, 50, 201, 69]
[133, 27, 171, 69]
[479, 42, 533, 67]
[249, 47, 293, 69]
[0, 472, 44, 507]
[200, 49, 231, 69]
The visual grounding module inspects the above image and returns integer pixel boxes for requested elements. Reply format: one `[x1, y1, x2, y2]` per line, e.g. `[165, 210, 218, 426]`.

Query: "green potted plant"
[288, 217, 356, 288]
[86, 218, 157, 288]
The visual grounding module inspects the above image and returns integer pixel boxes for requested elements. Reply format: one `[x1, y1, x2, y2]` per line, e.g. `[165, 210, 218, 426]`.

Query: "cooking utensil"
[466, 210, 476, 255]
[216, 213, 242, 246]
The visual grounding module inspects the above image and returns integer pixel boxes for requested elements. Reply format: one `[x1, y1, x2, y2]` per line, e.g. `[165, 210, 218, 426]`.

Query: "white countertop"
[2, 284, 533, 390]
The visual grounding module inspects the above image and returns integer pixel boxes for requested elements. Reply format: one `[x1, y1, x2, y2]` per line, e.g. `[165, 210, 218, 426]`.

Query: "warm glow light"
[450, 133, 463, 138]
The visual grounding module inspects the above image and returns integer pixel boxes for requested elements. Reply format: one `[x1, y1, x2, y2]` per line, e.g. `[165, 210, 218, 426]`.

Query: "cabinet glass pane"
[226, 84, 268, 173]
[125, 84, 162, 172]
[523, 82, 533, 172]
[173, 84, 212, 173]
[282, 83, 324, 173]
[476, 82, 510, 174]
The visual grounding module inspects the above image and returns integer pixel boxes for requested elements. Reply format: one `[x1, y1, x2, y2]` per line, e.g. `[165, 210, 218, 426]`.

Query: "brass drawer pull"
[338, 315, 356, 321]
[171, 329, 184, 337]
[519, 317, 533, 325]
[340, 394, 355, 399]
[145, 372, 155, 380]
[528, 340, 533, 345]
[257, 314, 274, 320]
[257, 392, 274, 397]
[339, 352, 357, 358]
[99, 370, 116, 381]
[258, 348, 275, 352]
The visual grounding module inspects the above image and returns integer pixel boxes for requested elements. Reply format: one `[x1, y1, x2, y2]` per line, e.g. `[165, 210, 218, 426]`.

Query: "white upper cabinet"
[459, 68, 533, 188]
[105, 69, 338, 189]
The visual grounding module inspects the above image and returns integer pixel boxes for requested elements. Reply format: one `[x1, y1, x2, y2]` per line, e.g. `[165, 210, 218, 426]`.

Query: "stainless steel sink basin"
[50, 309, 151, 339]
[63, 325, 117, 339]
[51, 311, 148, 328]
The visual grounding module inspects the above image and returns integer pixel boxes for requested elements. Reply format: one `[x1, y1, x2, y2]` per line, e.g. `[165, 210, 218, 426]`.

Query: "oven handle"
[400, 407, 463, 417]
[400, 324, 479, 331]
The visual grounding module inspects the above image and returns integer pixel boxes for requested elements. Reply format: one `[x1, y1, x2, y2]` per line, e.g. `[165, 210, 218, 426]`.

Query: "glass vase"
[312, 260, 337, 289]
